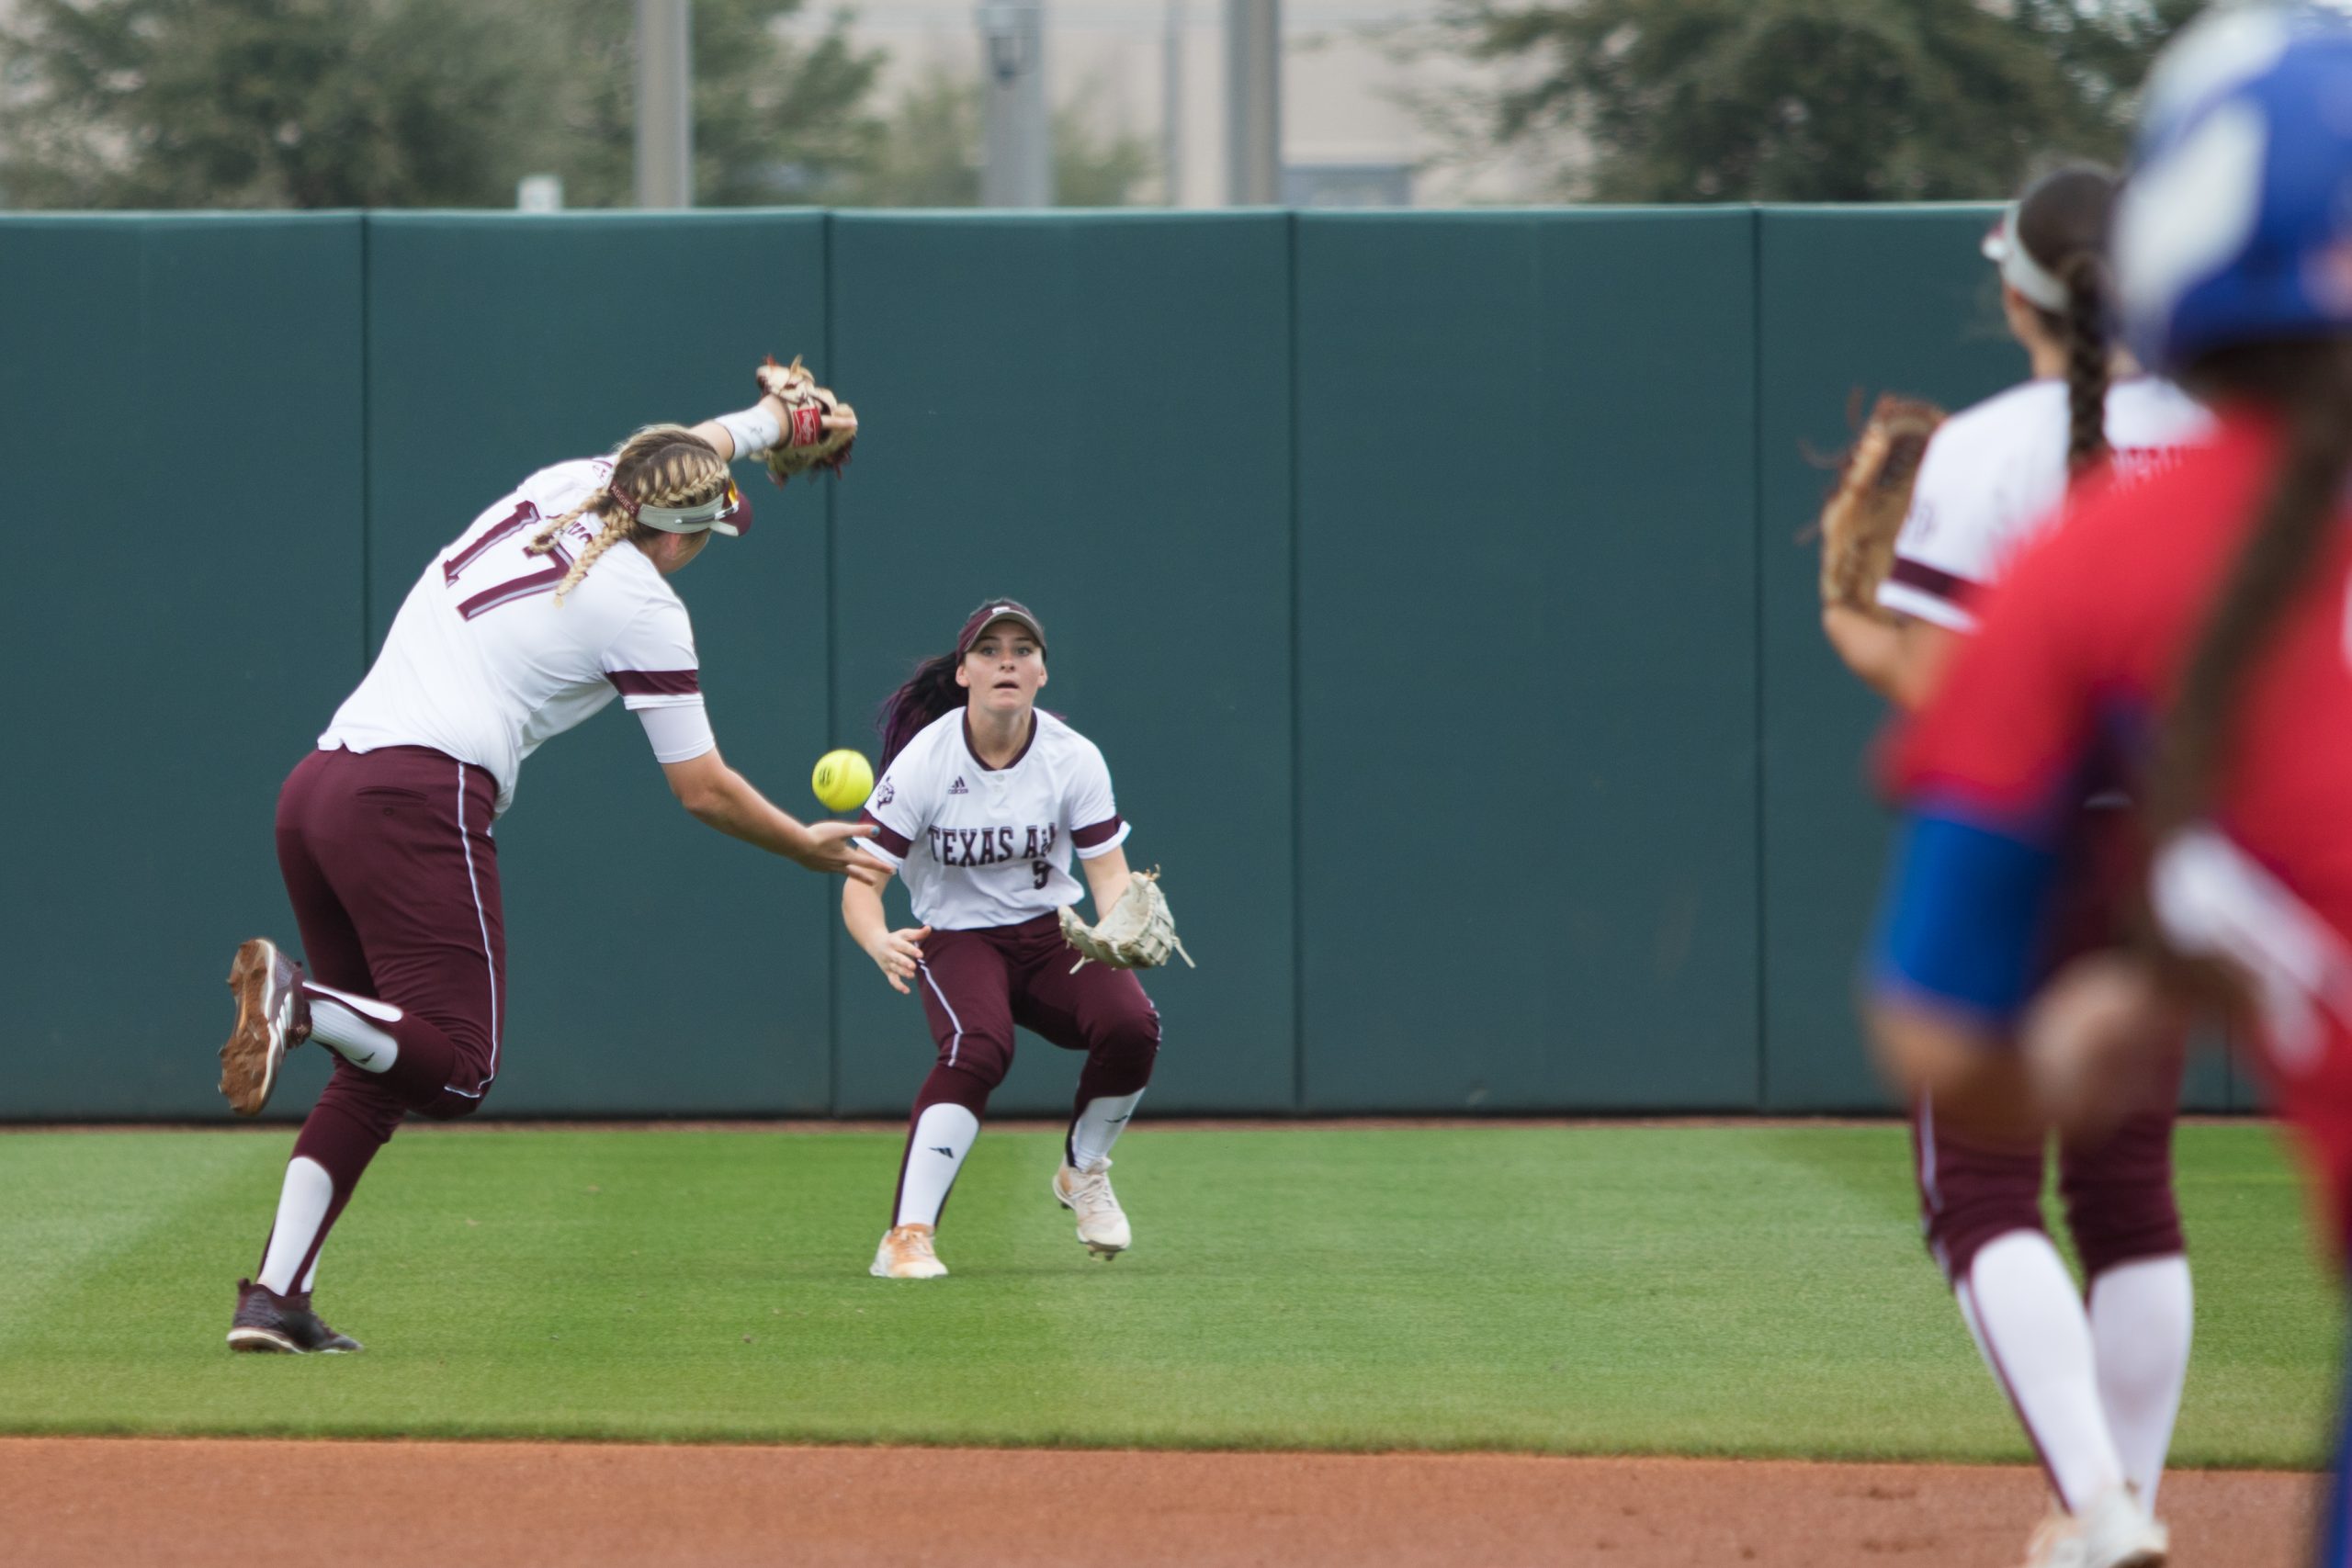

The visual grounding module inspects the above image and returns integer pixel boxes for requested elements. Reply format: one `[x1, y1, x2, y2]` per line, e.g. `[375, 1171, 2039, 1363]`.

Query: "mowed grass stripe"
[0, 1123, 2332, 1464]
[0, 1134, 278, 1357]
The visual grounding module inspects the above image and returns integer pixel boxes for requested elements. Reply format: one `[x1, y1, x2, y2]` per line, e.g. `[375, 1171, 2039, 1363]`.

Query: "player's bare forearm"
[1080, 844, 1133, 915]
[843, 873, 927, 992]
[664, 751, 882, 884]
[842, 874, 891, 947]
[1823, 604, 1908, 703]
[1823, 606, 1958, 712]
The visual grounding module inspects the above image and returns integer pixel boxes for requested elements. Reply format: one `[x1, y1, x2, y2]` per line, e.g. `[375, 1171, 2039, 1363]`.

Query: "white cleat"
[1053, 1158, 1132, 1259]
[2019, 1489, 2168, 1568]
[870, 1223, 948, 1279]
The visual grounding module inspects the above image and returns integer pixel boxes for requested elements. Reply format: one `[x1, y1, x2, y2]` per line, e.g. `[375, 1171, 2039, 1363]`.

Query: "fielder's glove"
[755, 355, 857, 485]
[1059, 868, 1197, 975]
[1815, 393, 1944, 620]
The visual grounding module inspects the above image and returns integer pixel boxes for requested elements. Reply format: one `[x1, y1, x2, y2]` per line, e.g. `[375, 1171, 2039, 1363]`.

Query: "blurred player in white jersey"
[1827, 167, 2211, 694]
[1823, 167, 2211, 1566]
[215, 369, 879, 1353]
[846, 600, 1162, 1279]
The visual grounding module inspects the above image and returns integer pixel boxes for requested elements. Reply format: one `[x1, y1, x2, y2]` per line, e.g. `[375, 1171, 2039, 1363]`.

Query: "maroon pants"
[906, 912, 1160, 1163]
[1911, 1051, 2186, 1287]
[269, 746, 507, 1275]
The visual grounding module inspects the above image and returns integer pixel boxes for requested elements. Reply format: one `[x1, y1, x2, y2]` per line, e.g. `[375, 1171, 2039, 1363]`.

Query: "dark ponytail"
[2012, 164, 2120, 479]
[2146, 344, 2352, 850]
[876, 651, 964, 773]
[2060, 251, 2112, 477]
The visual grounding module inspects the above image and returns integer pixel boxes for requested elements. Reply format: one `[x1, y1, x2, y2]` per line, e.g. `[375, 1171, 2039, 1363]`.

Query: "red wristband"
[789, 404, 826, 447]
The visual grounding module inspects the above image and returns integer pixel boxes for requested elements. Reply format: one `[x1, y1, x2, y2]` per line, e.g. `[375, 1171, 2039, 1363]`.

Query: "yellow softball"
[811, 748, 875, 813]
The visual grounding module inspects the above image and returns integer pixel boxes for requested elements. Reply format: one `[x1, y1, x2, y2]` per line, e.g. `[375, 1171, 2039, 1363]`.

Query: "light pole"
[1224, 0, 1279, 205]
[978, 0, 1053, 208]
[1163, 0, 1185, 207]
[634, 0, 694, 209]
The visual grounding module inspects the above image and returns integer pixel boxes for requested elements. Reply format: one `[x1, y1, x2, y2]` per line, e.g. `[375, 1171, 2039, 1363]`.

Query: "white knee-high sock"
[1958, 1230, 2129, 1515]
[2089, 1254, 2194, 1507]
[1068, 1090, 1144, 1169]
[895, 1104, 980, 1228]
[257, 1156, 334, 1296]
[304, 983, 403, 1074]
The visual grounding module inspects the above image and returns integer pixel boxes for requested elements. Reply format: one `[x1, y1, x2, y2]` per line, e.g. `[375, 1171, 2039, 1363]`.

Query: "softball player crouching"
[846, 600, 1162, 1279]
[214, 374, 876, 1353]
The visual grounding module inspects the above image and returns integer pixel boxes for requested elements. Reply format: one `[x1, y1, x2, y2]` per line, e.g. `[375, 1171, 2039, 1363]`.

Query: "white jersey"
[319, 457, 715, 816]
[858, 709, 1130, 931]
[1879, 376, 2211, 632]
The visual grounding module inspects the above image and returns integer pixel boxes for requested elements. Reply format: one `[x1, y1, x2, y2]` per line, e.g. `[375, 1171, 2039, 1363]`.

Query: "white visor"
[1982, 204, 2071, 312]
[634, 477, 752, 537]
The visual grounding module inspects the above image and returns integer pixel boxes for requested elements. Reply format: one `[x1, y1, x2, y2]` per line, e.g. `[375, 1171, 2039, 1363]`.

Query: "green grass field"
[0, 1122, 2335, 1465]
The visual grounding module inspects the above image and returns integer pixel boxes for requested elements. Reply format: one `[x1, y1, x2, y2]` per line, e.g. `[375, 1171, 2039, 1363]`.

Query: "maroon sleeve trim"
[1886, 556, 1973, 605]
[608, 669, 701, 698]
[862, 809, 912, 859]
[1070, 815, 1125, 850]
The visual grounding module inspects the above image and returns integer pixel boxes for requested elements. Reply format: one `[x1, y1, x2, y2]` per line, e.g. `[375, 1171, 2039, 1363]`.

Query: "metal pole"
[1224, 0, 1278, 205]
[978, 0, 1053, 207]
[634, 0, 694, 209]
[1162, 0, 1185, 207]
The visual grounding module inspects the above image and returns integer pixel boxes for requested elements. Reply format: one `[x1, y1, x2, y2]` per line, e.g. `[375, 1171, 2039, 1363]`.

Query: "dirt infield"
[3, 1438, 2316, 1567]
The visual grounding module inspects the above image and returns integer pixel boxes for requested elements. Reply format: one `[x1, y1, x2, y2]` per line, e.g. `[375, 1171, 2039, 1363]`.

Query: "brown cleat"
[219, 939, 311, 1117]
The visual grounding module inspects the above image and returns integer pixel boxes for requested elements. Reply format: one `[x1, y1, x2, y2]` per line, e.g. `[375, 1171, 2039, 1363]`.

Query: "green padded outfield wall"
[0, 216, 367, 1119]
[0, 207, 2254, 1119]
[1295, 210, 1760, 1111]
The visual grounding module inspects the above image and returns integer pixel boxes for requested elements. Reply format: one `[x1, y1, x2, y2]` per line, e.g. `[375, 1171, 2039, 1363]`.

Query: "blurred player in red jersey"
[215, 372, 878, 1354]
[845, 600, 1163, 1280]
[1822, 167, 2211, 1563]
[1868, 11, 2352, 1564]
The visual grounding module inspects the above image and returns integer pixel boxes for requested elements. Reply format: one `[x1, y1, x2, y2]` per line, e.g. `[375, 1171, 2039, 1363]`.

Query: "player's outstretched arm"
[662, 750, 885, 886]
[687, 361, 859, 463]
[1078, 843, 1133, 917]
[842, 874, 929, 994]
[690, 393, 787, 463]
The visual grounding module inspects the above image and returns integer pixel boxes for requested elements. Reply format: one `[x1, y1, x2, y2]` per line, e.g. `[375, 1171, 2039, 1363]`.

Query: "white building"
[789, 0, 1556, 207]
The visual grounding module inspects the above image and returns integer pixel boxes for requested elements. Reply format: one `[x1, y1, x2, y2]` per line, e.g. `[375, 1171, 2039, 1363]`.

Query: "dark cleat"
[226, 1279, 362, 1354]
[220, 939, 311, 1117]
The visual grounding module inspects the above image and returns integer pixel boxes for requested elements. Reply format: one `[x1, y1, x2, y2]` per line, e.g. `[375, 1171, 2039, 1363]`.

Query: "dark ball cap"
[956, 599, 1047, 656]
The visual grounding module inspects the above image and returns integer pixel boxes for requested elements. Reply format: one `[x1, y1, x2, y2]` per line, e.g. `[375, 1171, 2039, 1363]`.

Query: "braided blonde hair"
[526, 424, 731, 604]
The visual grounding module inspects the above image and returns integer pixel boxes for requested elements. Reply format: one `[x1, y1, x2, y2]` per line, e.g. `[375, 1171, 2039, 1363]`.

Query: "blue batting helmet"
[2115, 6, 2352, 373]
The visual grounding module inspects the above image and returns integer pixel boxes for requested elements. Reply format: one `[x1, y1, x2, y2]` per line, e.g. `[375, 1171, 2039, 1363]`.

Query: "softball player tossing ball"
[215, 368, 876, 1353]
[845, 599, 1162, 1279]
[1823, 166, 2209, 1565]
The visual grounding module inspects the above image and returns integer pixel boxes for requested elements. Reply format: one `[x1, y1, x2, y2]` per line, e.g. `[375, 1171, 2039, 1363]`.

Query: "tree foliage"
[1431, 0, 2208, 202]
[830, 65, 1155, 209]
[0, 0, 884, 209]
[521, 0, 884, 209]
